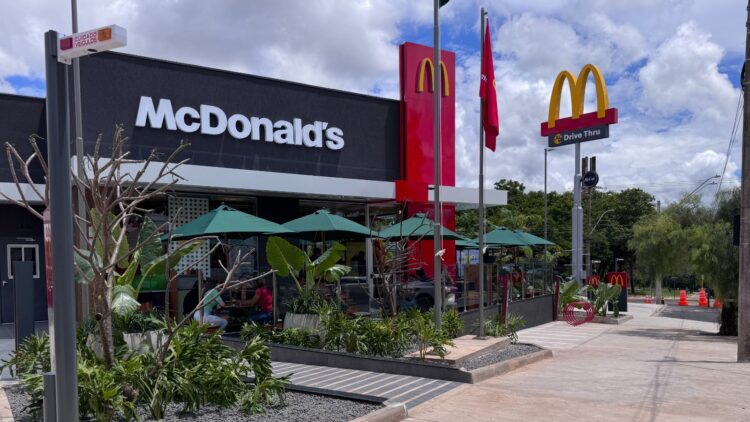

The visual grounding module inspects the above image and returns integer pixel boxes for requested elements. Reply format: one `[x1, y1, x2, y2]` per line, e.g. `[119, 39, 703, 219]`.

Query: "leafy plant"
[78, 356, 136, 422]
[407, 309, 454, 360]
[558, 280, 587, 313]
[266, 236, 351, 314]
[484, 313, 525, 344]
[0, 332, 50, 377]
[589, 282, 622, 316]
[114, 309, 167, 334]
[442, 308, 465, 339]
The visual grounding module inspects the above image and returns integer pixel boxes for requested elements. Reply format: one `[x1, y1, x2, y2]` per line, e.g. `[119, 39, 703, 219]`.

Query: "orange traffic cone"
[644, 296, 652, 304]
[678, 290, 689, 306]
[714, 298, 723, 308]
[698, 289, 708, 308]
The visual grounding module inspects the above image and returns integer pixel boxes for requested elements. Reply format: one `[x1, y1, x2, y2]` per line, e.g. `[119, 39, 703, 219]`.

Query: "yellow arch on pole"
[546, 64, 608, 129]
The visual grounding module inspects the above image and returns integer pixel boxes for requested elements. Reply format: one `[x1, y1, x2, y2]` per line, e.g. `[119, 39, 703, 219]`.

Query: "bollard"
[43, 372, 56, 422]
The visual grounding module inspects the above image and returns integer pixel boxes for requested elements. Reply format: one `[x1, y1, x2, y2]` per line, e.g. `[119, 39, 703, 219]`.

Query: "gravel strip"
[458, 343, 542, 371]
[5, 383, 381, 422]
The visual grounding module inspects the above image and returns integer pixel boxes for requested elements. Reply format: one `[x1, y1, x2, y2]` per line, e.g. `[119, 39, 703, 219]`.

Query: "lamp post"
[688, 175, 720, 197]
[586, 209, 614, 281]
[615, 257, 624, 272]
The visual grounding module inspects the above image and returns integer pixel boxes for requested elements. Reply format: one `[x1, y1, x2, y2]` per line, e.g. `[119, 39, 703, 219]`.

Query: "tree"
[628, 213, 688, 303]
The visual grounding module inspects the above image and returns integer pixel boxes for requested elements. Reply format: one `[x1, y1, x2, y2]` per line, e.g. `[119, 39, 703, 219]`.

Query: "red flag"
[479, 19, 499, 151]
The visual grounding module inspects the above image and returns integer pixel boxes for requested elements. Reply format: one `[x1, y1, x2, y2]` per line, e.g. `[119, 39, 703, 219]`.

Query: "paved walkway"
[407, 303, 750, 422]
[272, 361, 461, 409]
[517, 319, 613, 350]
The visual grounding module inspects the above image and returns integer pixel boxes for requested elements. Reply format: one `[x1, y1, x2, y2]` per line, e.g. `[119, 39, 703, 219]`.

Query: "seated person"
[193, 280, 228, 330]
[247, 278, 274, 324]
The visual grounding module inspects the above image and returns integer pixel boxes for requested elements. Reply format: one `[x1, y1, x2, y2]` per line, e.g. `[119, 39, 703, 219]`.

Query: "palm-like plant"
[266, 236, 351, 313]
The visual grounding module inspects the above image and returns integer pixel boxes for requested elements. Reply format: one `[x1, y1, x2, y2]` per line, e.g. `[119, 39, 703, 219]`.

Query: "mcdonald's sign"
[416, 58, 450, 96]
[540, 64, 618, 138]
[606, 272, 628, 288]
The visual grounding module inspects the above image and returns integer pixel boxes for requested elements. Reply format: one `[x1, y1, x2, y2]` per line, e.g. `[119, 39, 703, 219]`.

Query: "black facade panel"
[0, 94, 47, 184]
[77, 53, 401, 181]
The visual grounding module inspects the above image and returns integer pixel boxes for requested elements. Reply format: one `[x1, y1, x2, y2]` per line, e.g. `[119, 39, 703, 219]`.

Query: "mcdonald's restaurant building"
[0, 42, 508, 323]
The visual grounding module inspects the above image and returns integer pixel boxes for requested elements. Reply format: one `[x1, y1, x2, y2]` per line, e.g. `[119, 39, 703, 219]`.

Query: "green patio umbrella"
[378, 213, 465, 240]
[479, 226, 528, 247]
[165, 204, 292, 240]
[282, 209, 378, 241]
[513, 230, 555, 246]
[455, 238, 479, 249]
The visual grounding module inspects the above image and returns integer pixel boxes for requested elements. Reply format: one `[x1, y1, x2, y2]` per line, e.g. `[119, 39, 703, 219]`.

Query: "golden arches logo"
[608, 273, 626, 287]
[417, 58, 450, 97]
[547, 64, 608, 129]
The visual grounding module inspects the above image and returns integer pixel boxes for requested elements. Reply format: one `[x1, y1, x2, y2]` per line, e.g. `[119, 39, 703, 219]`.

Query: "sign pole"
[70, 0, 89, 321]
[433, 0, 443, 328]
[573, 142, 582, 284]
[44, 30, 79, 421]
[477, 7, 486, 338]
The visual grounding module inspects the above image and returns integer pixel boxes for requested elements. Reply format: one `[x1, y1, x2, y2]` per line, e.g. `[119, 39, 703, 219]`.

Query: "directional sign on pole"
[57, 25, 126, 64]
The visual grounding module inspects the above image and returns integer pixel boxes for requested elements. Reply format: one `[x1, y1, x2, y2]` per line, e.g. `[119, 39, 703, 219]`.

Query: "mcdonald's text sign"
[540, 64, 618, 138]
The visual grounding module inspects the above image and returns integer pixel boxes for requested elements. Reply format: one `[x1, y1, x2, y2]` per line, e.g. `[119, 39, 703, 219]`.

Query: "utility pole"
[738, 0, 750, 362]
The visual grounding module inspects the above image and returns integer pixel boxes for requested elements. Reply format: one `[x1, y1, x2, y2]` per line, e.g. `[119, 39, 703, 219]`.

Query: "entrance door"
[0, 238, 44, 323]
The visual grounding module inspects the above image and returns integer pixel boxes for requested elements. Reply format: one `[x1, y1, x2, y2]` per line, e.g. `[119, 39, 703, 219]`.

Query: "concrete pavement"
[407, 303, 750, 422]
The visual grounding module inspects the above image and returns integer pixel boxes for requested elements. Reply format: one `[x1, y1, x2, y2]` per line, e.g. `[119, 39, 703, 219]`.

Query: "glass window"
[7, 245, 40, 279]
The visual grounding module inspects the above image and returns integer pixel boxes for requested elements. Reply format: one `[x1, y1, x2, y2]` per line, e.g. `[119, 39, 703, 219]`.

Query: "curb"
[591, 314, 634, 325]
[349, 402, 408, 422]
[468, 348, 554, 383]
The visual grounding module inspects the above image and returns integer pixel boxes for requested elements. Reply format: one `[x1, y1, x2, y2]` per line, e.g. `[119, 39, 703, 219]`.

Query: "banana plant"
[558, 280, 588, 313]
[589, 282, 622, 316]
[266, 236, 351, 313]
[75, 214, 205, 316]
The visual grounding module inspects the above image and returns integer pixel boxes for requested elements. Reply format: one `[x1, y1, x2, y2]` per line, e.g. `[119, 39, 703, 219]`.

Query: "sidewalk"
[407, 303, 750, 421]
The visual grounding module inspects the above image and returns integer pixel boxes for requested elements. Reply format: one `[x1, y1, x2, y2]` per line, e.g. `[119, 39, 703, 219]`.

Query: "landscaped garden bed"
[4, 384, 382, 422]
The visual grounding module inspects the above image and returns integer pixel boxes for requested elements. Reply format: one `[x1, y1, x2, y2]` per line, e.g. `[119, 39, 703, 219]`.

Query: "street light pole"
[615, 258, 624, 273]
[688, 175, 720, 197]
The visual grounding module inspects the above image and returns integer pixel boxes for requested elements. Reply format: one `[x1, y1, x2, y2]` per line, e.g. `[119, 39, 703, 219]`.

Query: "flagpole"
[477, 8, 487, 338]
[433, 0, 443, 329]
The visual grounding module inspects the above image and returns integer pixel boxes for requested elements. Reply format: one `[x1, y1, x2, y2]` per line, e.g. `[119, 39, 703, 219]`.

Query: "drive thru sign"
[57, 24, 126, 64]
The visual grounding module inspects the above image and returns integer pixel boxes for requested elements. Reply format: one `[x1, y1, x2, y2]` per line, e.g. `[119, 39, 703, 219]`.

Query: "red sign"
[397, 42, 457, 278]
[43, 208, 53, 306]
[606, 272, 628, 288]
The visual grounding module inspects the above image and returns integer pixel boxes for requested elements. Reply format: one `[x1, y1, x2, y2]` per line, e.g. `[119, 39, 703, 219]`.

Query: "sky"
[0, 0, 745, 203]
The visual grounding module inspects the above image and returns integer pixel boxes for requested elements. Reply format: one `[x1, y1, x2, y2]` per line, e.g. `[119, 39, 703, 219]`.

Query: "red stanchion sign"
[606, 272, 628, 288]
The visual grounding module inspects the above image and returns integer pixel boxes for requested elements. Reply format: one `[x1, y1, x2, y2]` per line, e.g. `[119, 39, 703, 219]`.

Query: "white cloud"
[0, 0, 744, 204]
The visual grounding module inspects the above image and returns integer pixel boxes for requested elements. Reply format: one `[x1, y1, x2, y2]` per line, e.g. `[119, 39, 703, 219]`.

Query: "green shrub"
[0, 332, 50, 377]
[408, 309, 454, 360]
[589, 283, 622, 316]
[114, 309, 166, 334]
[442, 308, 465, 338]
[4, 322, 286, 421]
[484, 313, 525, 344]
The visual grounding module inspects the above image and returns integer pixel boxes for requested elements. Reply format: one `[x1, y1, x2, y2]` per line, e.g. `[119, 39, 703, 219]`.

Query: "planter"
[86, 334, 104, 359]
[283, 313, 322, 332]
[221, 337, 474, 383]
[123, 329, 166, 353]
[591, 314, 633, 325]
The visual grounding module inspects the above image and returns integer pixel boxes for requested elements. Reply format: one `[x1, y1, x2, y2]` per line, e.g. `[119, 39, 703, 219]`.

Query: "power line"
[717, 90, 744, 195]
